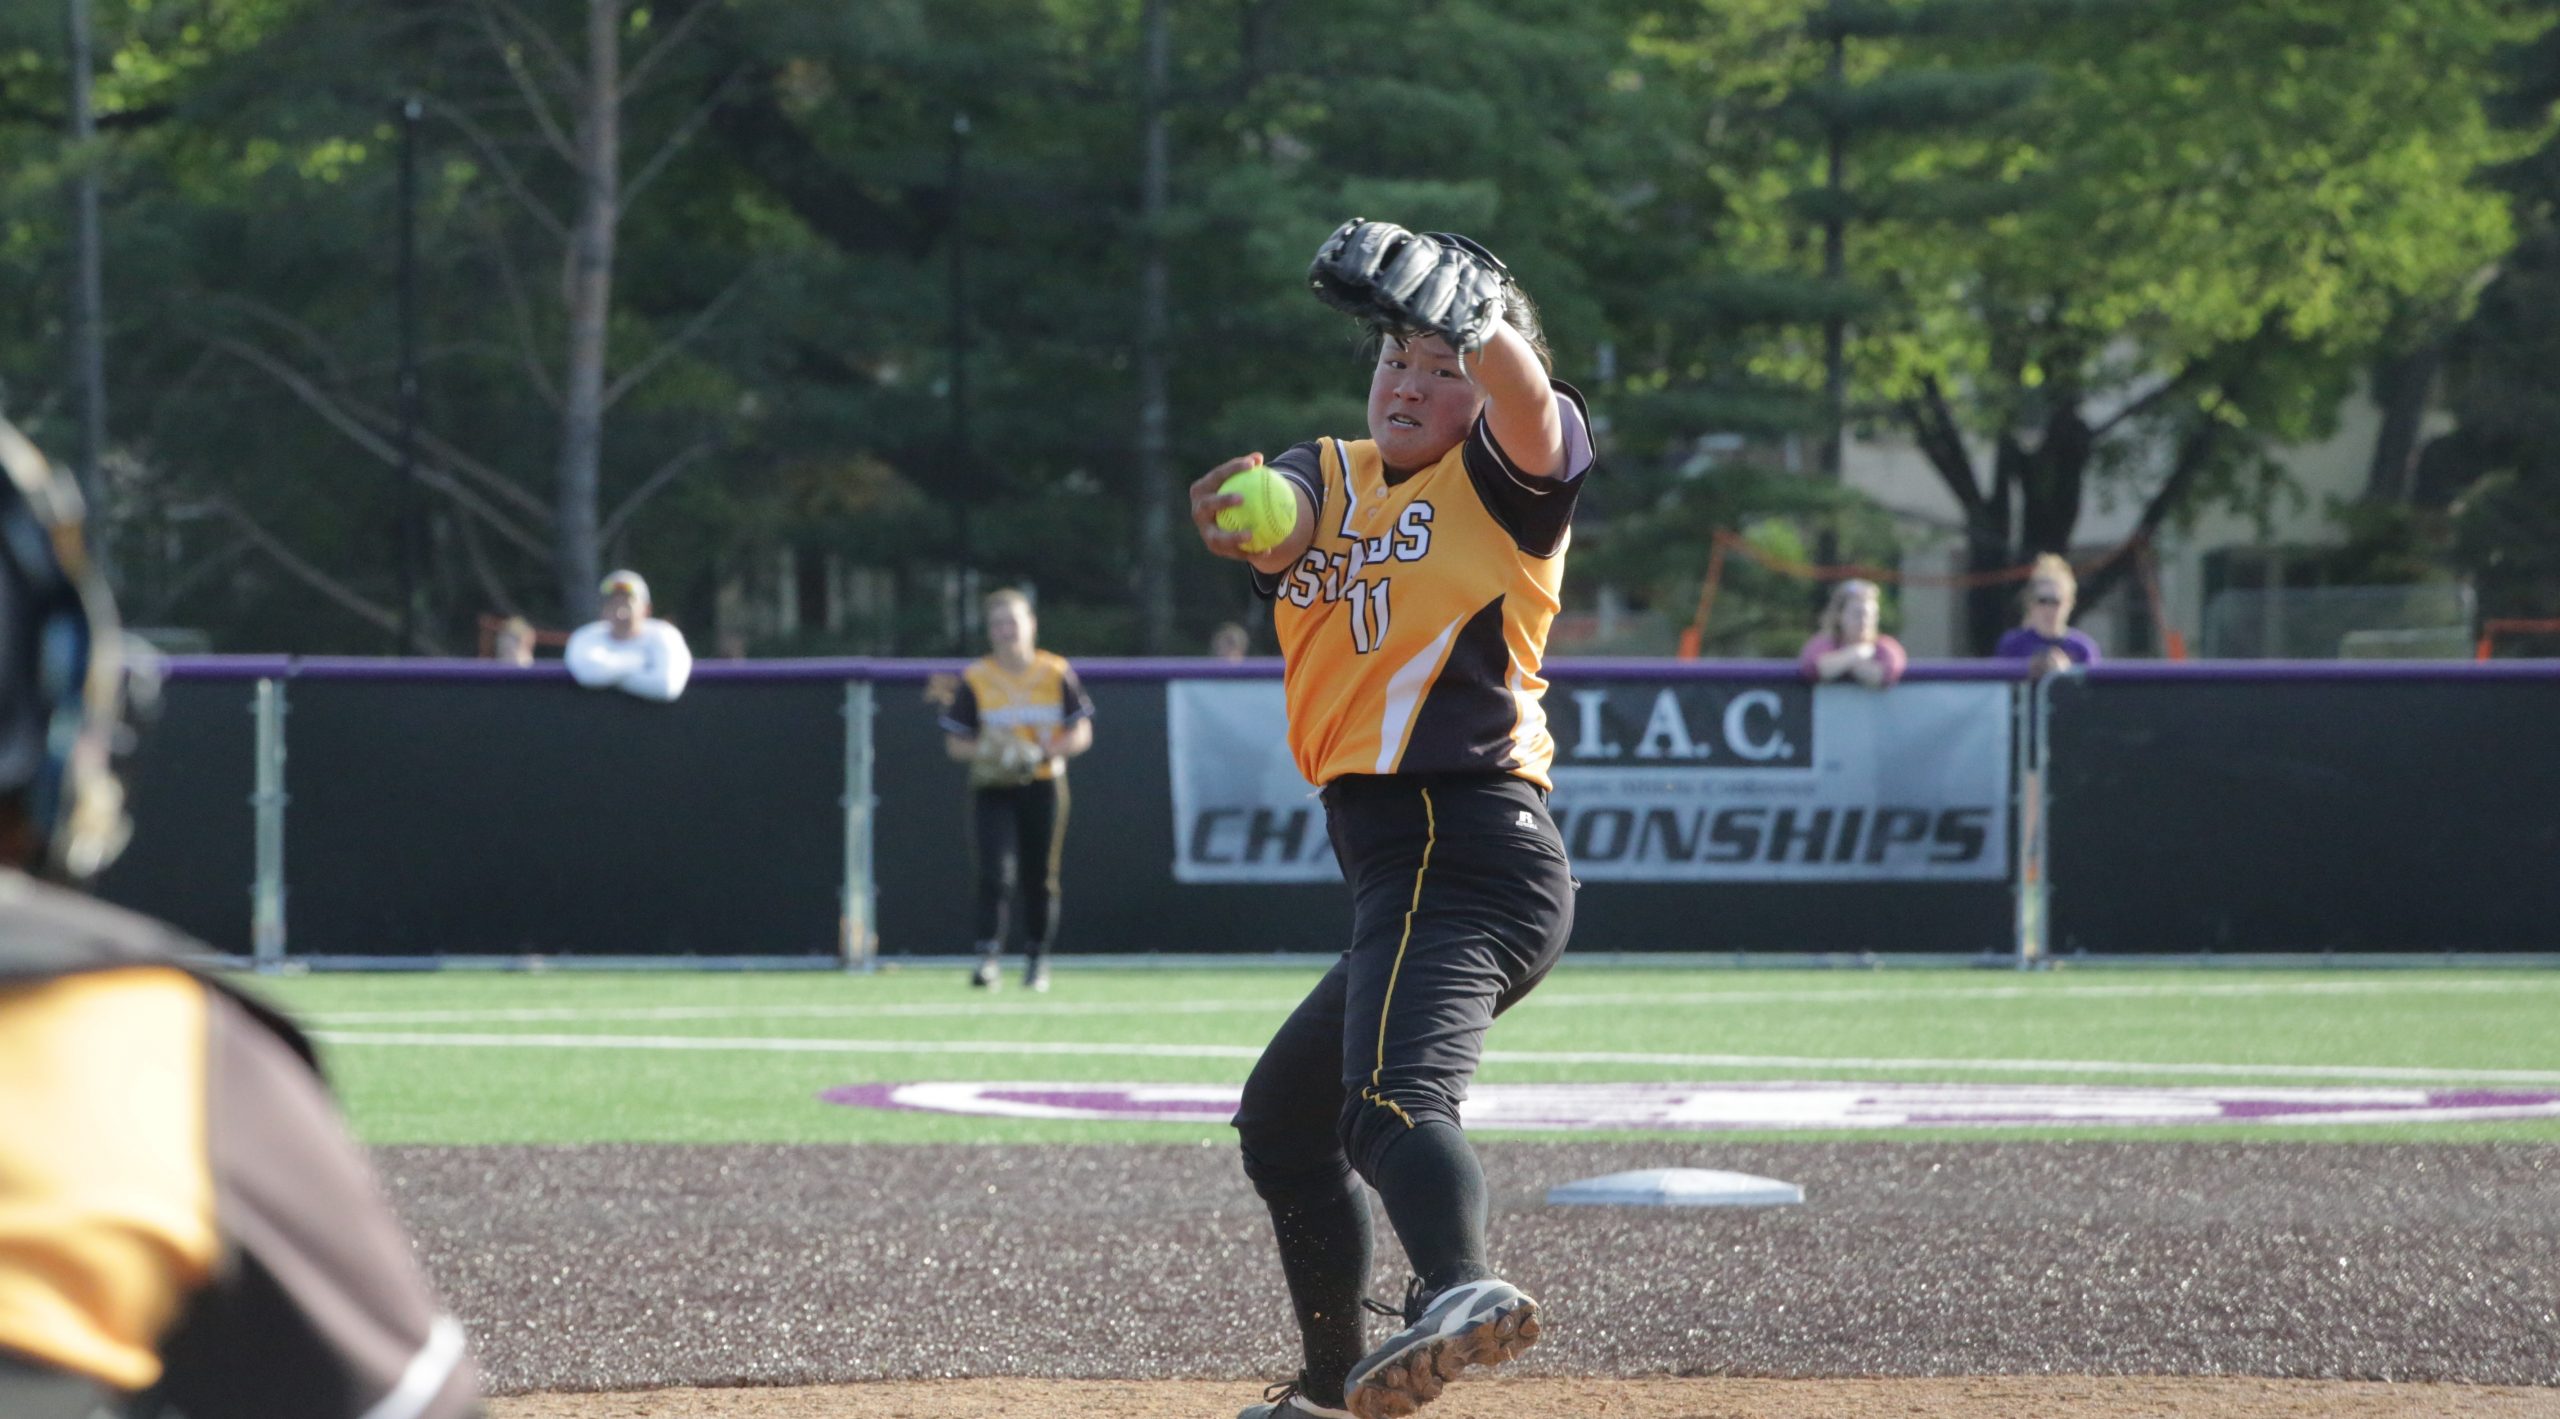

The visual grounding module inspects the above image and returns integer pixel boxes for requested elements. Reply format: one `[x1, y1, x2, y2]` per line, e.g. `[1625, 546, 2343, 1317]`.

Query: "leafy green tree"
[1890, 0, 2539, 646]
[1588, 0, 2062, 652]
[5, 0, 2552, 664]
[2428, 6, 2560, 634]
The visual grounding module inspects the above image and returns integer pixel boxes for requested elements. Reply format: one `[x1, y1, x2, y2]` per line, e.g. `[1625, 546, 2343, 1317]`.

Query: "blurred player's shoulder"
[0, 871, 215, 983]
[0, 871, 317, 1070]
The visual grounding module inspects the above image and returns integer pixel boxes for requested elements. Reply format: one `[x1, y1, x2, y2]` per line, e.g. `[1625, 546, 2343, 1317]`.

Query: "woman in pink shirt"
[1799, 578, 1906, 687]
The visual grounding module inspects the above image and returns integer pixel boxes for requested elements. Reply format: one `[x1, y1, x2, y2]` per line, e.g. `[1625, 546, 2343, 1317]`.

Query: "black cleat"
[969, 956, 1002, 989]
[1343, 1277, 1541, 1419]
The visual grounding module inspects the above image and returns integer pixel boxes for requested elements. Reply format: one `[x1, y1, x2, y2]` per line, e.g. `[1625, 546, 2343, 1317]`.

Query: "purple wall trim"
[2085, 659, 2560, 683]
[1555, 657, 2024, 683]
[154, 653, 2560, 686]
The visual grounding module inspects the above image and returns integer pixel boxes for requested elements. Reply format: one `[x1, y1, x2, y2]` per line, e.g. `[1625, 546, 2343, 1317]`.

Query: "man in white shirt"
[564, 570, 692, 702]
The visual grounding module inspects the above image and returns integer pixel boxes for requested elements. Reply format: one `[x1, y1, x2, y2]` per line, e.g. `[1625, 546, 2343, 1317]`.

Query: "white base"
[1546, 1167, 1804, 1208]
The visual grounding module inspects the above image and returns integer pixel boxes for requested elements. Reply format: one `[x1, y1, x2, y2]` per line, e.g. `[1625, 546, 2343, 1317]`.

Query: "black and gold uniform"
[1256, 391, 1583, 789]
[0, 415, 479, 1419]
[0, 887, 481, 1419]
[939, 652, 1093, 979]
[1230, 378, 1593, 1417]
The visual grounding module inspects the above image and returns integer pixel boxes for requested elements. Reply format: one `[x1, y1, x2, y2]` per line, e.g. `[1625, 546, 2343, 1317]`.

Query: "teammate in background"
[1799, 578, 1906, 687]
[565, 569, 692, 701]
[938, 587, 1093, 992]
[0, 419, 482, 1419]
[491, 614, 538, 667]
[1187, 221, 1592, 1419]
[1996, 553, 2103, 678]
[1210, 621, 1252, 662]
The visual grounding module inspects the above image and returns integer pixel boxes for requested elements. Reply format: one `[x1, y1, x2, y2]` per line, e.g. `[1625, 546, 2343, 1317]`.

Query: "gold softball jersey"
[0, 876, 480, 1419]
[1257, 381, 1593, 789]
[939, 652, 1094, 784]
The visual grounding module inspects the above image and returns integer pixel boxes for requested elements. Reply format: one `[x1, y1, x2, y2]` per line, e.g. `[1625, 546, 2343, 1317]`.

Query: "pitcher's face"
[1368, 334, 1485, 472]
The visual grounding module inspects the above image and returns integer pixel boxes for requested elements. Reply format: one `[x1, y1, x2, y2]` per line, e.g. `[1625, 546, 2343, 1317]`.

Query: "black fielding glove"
[1306, 218, 1510, 354]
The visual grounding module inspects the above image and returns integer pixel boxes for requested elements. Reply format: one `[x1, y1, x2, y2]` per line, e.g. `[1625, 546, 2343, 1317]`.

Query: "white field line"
[316, 1030, 1261, 1059]
[298, 975, 2559, 1027]
[307, 1029, 2560, 1086]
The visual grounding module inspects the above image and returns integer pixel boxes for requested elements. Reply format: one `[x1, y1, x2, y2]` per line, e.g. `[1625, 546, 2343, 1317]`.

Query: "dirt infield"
[489, 1376, 2560, 1418]
[383, 1141, 2560, 1411]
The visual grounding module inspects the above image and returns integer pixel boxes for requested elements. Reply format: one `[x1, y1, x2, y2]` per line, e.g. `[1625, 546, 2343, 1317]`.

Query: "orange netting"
[477, 613, 573, 658]
[2475, 618, 2560, 661]
[1676, 528, 2188, 660]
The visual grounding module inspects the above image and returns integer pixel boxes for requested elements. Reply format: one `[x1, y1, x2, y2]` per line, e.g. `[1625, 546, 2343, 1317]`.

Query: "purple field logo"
[821, 1080, 2560, 1130]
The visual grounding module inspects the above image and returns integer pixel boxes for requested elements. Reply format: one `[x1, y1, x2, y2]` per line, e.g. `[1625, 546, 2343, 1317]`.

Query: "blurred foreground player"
[1188, 221, 1594, 1419]
[0, 418, 481, 1419]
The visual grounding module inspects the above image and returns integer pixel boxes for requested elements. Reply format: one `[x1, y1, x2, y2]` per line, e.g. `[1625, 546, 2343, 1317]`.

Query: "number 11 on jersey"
[1347, 579, 1393, 654]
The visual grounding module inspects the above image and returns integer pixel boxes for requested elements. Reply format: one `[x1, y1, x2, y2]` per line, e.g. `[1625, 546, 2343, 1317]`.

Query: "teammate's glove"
[1306, 219, 1510, 354]
[971, 732, 1048, 789]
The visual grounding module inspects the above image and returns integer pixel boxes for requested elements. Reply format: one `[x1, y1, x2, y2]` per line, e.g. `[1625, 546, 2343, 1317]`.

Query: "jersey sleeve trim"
[1469, 380, 1594, 490]
[938, 674, 982, 737]
[1251, 441, 1328, 600]
[1463, 379, 1594, 558]
[1268, 441, 1324, 520]
[1056, 661, 1095, 723]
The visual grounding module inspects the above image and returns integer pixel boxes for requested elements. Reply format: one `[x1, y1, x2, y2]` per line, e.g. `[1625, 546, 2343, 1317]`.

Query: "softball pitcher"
[1189, 220, 1594, 1419]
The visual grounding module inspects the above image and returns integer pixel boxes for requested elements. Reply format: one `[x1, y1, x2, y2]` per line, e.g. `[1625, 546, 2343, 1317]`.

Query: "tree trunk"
[2364, 341, 2444, 505]
[66, 0, 108, 523]
[1818, 27, 1848, 486]
[2019, 406, 2091, 555]
[1962, 511, 2016, 654]
[1133, 0, 1175, 653]
[555, 0, 621, 622]
[1973, 423, 2098, 650]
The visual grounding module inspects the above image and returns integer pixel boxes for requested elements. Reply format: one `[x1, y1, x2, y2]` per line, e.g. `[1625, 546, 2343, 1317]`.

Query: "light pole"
[946, 110, 974, 649]
[395, 95, 423, 653]
[66, 0, 108, 522]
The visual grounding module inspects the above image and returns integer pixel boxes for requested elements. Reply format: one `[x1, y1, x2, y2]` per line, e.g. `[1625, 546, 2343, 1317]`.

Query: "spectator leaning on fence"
[1995, 554, 2102, 678]
[0, 418, 482, 1419]
[565, 569, 692, 701]
[491, 614, 537, 667]
[1798, 579, 1905, 688]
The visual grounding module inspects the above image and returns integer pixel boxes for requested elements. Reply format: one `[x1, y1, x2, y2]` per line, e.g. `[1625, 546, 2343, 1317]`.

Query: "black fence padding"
[2047, 677, 2560, 952]
[94, 679, 260, 954]
[872, 678, 1348, 957]
[282, 679, 845, 956]
[1568, 880, 2008, 956]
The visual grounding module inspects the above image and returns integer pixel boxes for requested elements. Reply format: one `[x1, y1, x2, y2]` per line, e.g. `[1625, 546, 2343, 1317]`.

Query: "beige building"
[1844, 393, 2468, 659]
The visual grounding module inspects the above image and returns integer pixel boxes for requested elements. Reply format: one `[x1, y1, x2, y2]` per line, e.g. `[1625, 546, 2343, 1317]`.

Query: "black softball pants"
[1230, 773, 1574, 1398]
[971, 777, 1067, 959]
[1235, 771, 1574, 1186]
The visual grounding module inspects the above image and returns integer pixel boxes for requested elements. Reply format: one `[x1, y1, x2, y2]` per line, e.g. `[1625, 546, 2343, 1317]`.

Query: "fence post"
[840, 678, 877, 972]
[250, 676, 288, 971]
[2012, 672, 2057, 970]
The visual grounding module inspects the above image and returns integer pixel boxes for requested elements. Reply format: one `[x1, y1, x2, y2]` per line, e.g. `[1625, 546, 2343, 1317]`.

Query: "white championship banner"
[1168, 678, 2011, 884]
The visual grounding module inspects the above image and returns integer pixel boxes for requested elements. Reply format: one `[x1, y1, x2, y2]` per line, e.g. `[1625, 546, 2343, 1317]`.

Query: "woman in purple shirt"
[1995, 553, 2102, 677]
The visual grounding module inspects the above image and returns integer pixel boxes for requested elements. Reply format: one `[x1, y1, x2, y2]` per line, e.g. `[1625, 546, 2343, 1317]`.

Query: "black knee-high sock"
[1260, 1179, 1371, 1406]
[1370, 1121, 1490, 1298]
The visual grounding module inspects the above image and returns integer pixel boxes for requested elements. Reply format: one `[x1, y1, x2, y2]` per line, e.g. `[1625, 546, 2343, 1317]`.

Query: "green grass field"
[238, 963, 2560, 1147]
